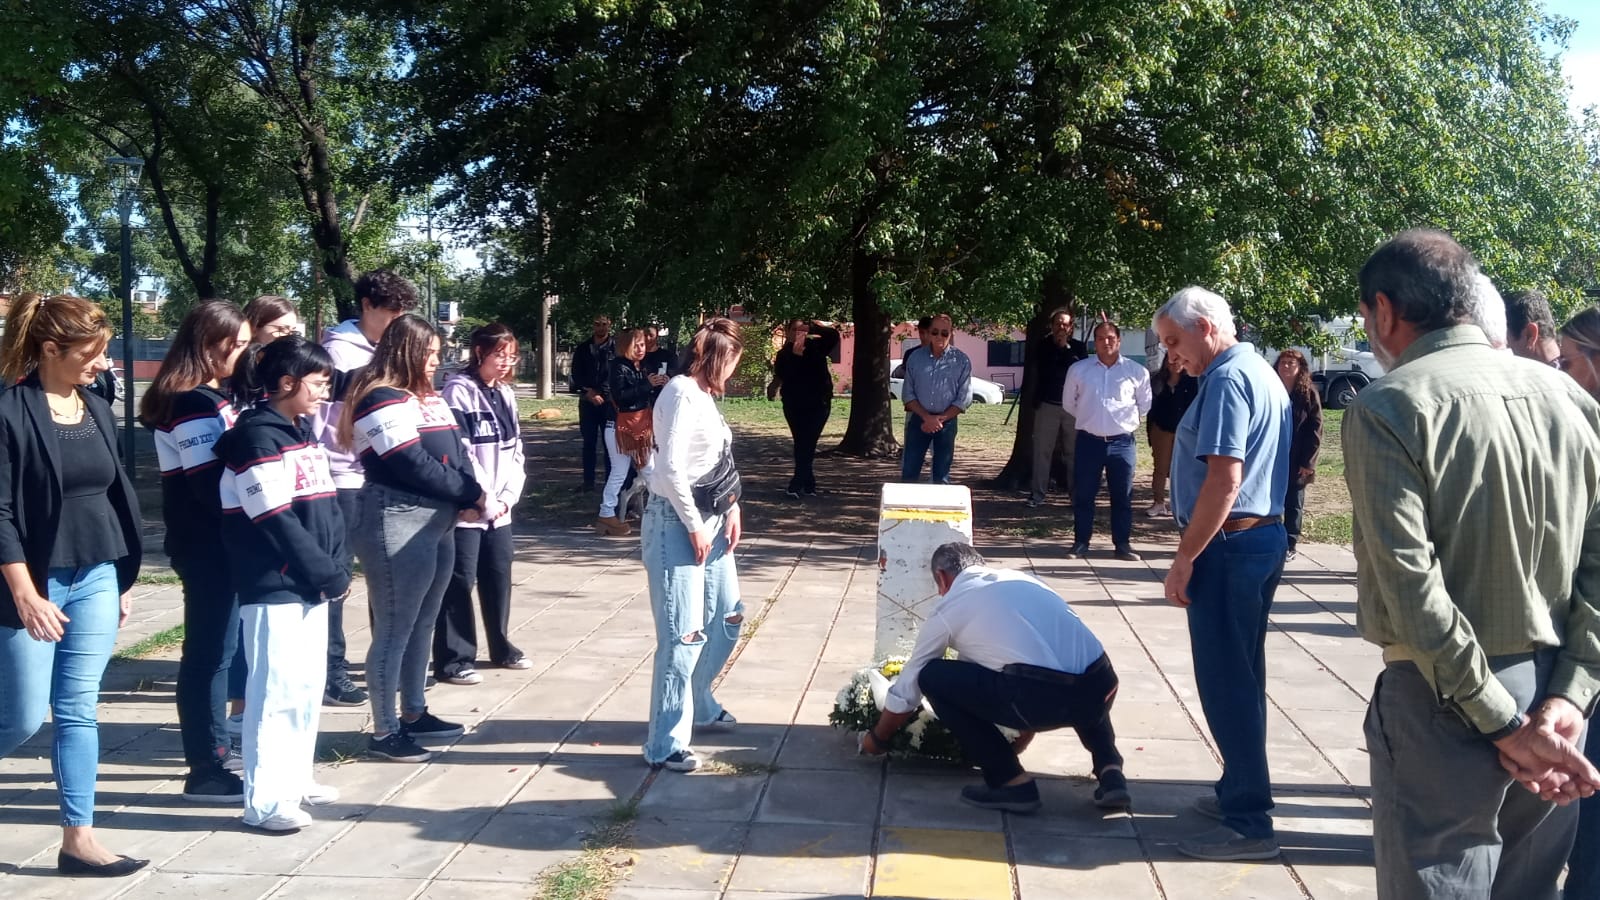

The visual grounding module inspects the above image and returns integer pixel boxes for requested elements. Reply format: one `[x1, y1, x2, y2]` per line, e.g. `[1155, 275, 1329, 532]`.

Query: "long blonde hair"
[0, 294, 112, 384]
[335, 314, 441, 449]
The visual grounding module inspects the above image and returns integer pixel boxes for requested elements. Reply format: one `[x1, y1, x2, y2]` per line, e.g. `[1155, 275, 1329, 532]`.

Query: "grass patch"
[1304, 511, 1353, 545]
[114, 624, 185, 660]
[135, 571, 182, 585]
[698, 758, 781, 777]
[536, 800, 640, 900]
[316, 732, 372, 765]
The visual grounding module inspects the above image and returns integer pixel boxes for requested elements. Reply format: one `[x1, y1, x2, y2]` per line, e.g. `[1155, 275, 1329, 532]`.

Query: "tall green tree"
[402, 0, 1600, 467]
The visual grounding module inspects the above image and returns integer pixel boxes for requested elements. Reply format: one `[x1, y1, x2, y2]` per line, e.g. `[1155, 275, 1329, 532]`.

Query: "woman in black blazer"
[0, 294, 146, 877]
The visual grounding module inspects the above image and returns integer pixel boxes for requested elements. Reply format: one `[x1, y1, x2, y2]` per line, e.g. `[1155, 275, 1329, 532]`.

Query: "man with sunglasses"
[900, 314, 972, 485]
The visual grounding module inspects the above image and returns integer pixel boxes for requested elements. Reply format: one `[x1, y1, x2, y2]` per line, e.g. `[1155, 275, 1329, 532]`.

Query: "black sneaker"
[324, 674, 367, 707]
[783, 488, 801, 499]
[1070, 543, 1091, 559]
[959, 780, 1041, 814]
[1093, 769, 1131, 809]
[802, 487, 819, 497]
[402, 709, 464, 741]
[182, 765, 245, 803]
[651, 749, 701, 772]
[367, 732, 434, 763]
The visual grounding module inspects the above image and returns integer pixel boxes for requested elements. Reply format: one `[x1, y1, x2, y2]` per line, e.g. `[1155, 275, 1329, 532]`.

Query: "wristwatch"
[1484, 711, 1527, 742]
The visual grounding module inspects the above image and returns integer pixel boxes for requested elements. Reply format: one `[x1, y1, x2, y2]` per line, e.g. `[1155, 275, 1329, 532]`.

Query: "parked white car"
[888, 358, 1006, 404]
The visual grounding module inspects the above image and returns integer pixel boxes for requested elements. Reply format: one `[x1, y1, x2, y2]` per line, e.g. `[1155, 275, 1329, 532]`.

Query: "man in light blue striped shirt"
[901, 314, 972, 484]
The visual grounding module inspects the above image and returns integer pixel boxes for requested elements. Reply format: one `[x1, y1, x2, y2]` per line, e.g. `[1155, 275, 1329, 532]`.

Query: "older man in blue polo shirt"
[901, 314, 972, 484]
[1152, 286, 1291, 862]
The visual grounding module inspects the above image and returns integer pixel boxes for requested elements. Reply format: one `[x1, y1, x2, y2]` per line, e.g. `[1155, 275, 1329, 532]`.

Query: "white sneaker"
[303, 783, 340, 806]
[245, 808, 313, 832]
[1145, 502, 1169, 517]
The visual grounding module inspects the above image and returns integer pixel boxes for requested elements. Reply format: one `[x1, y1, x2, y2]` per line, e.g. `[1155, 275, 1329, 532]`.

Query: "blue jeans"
[901, 418, 958, 484]
[172, 553, 239, 769]
[640, 494, 743, 765]
[1073, 431, 1135, 548]
[1185, 522, 1286, 840]
[0, 563, 120, 826]
[351, 483, 457, 737]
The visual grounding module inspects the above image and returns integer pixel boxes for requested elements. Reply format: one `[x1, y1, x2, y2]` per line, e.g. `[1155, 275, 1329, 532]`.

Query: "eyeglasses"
[1557, 356, 1575, 372]
[929, 329, 951, 337]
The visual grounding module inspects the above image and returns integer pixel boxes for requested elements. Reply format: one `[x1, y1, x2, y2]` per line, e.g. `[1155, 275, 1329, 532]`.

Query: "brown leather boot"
[595, 515, 631, 536]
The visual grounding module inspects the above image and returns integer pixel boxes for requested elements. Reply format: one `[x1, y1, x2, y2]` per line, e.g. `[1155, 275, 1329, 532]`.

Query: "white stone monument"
[875, 483, 973, 660]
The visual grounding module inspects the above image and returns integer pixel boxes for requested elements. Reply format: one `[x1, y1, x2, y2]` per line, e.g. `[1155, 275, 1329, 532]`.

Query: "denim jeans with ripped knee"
[640, 494, 743, 764]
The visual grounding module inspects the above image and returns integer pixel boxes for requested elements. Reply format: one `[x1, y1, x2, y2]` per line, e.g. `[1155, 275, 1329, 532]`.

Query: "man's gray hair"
[1467, 273, 1507, 348]
[930, 542, 985, 579]
[1153, 286, 1238, 339]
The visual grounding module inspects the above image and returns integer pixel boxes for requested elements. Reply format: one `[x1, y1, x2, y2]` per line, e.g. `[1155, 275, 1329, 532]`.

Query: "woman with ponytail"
[336, 314, 485, 762]
[216, 337, 348, 832]
[0, 294, 146, 876]
[139, 300, 252, 803]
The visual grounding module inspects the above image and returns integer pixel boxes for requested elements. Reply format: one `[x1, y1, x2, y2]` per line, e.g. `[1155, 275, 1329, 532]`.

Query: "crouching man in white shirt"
[859, 542, 1129, 813]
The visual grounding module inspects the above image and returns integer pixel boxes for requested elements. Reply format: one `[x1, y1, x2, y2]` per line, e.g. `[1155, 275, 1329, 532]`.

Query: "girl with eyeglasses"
[140, 301, 254, 804]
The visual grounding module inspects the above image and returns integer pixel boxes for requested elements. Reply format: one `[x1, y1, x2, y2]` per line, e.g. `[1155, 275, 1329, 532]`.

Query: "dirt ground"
[517, 395, 1254, 549]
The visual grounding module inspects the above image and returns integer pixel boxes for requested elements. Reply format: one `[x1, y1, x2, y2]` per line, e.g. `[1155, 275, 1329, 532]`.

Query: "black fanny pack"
[691, 445, 742, 517]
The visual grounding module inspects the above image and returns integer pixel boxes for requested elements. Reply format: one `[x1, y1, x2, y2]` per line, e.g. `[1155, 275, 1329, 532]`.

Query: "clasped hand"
[919, 413, 945, 434]
[1496, 697, 1600, 804]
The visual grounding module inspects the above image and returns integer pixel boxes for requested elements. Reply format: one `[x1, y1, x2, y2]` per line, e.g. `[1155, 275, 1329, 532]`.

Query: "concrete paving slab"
[264, 875, 423, 898]
[757, 769, 882, 826]
[300, 807, 495, 879]
[1012, 833, 1159, 898]
[879, 771, 1005, 832]
[624, 818, 746, 892]
[873, 827, 1009, 900]
[0, 518, 1385, 900]
[111, 872, 283, 898]
[636, 772, 767, 823]
[726, 823, 872, 895]
[433, 812, 591, 882]
[503, 762, 649, 817]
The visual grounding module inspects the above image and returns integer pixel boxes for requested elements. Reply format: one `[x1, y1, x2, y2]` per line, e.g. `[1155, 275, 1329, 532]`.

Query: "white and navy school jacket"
[150, 385, 237, 560]
[441, 372, 526, 529]
[349, 386, 481, 507]
[216, 406, 350, 605]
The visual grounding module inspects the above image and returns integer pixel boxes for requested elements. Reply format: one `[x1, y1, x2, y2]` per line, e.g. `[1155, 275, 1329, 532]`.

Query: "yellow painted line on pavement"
[873, 827, 1010, 900]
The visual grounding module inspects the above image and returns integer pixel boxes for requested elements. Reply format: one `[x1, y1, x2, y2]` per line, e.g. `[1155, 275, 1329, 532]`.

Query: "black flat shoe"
[57, 851, 149, 878]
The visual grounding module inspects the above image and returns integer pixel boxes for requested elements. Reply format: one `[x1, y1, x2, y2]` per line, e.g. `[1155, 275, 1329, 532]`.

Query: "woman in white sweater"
[640, 318, 746, 772]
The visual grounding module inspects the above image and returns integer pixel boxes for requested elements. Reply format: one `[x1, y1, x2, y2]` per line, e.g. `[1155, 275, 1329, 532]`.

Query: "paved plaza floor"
[0, 521, 1379, 899]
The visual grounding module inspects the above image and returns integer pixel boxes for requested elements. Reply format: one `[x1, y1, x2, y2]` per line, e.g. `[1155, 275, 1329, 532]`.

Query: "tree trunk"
[836, 243, 898, 458]
[990, 271, 1073, 489]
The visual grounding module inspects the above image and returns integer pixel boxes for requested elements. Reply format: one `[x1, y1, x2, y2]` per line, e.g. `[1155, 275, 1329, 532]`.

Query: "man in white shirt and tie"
[1063, 321, 1152, 560]
[858, 543, 1129, 814]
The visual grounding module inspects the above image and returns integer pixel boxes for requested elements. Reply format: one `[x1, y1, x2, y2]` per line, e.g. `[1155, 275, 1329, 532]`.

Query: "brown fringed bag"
[614, 408, 654, 468]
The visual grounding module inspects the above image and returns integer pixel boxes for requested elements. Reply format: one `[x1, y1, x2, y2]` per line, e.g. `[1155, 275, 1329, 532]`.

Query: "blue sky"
[1547, 0, 1599, 115]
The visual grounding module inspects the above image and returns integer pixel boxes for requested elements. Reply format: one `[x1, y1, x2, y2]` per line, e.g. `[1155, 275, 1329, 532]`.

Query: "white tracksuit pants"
[240, 599, 329, 825]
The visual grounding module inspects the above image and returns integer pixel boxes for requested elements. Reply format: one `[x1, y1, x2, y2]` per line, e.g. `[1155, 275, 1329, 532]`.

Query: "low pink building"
[830, 322, 1027, 394]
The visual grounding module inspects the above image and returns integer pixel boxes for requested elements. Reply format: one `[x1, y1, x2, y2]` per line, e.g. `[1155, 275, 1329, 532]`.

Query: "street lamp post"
[107, 155, 142, 479]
